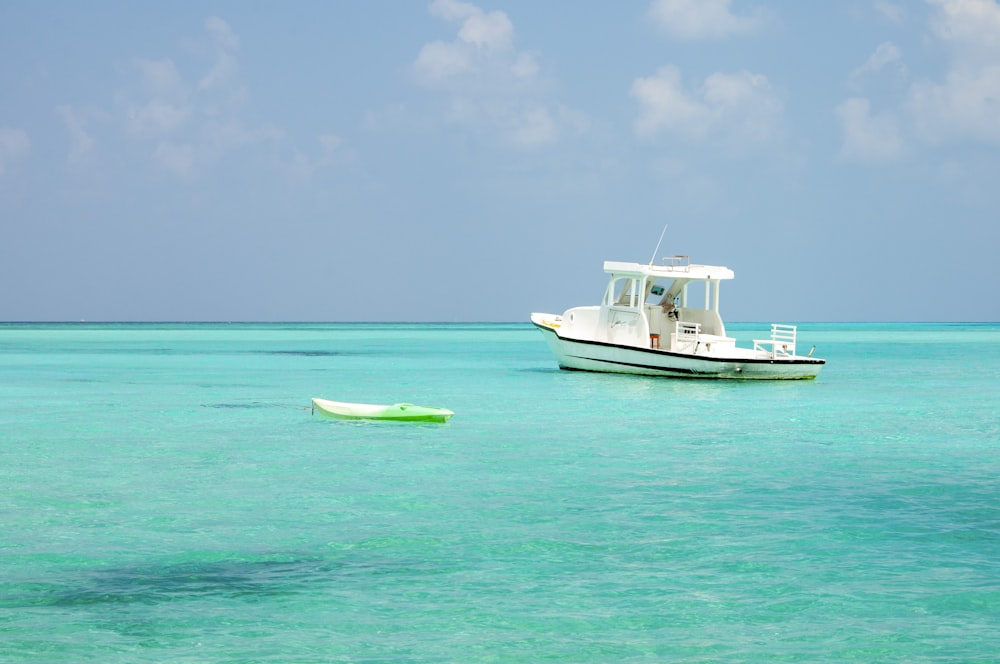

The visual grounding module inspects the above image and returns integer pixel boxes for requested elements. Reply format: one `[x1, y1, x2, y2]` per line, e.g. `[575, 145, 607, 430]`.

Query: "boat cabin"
[596, 256, 737, 353]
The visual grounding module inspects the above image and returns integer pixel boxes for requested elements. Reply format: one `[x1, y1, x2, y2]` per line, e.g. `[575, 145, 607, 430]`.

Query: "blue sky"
[2, 0, 998, 322]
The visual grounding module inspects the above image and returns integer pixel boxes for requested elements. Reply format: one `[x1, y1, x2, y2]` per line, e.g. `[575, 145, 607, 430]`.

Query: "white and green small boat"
[311, 397, 454, 423]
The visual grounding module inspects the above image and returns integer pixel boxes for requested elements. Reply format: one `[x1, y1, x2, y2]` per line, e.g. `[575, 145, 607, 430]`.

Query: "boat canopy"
[603, 259, 735, 282]
[603, 257, 735, 313]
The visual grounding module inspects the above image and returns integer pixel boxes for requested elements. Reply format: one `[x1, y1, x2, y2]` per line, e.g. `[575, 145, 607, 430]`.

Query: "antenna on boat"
[649, 224, 668, 265]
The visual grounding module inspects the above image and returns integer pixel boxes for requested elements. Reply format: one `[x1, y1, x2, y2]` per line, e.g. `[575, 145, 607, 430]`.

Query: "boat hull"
[531, 320, 824, 380]
[311, 398, 454, 422]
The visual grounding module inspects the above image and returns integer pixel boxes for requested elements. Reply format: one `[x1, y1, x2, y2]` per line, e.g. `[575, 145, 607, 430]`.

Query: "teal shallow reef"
[1, 322, 998, 662]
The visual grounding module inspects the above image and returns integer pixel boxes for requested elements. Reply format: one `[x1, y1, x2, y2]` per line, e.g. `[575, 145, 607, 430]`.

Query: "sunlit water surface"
[2, 322, 998, 662]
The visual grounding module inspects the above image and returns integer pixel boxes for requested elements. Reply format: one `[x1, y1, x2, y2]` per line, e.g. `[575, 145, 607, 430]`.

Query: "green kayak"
[311, 397, 454, 423]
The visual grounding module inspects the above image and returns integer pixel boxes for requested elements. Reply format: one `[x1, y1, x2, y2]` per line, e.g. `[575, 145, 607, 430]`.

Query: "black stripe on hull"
[562, 354, 700, 376]
[531, 321, 825, 376]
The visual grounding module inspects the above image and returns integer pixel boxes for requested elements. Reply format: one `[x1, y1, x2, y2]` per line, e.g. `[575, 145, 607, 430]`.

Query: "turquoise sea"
[1, 322, 998, 662]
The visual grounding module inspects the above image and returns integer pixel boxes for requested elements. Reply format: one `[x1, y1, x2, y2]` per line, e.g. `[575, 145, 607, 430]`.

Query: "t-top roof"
[603, 260, 735, 281]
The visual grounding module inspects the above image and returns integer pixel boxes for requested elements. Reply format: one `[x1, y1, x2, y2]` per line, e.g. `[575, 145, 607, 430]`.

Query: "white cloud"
[848, 42, 908, 98]
[135, 58, 187, 99]
[414, 2, 585, 150]
[186, 120, 283, 174]
[57, 106, 96, 164]
[632, 66, 783, 146]
[907, 66, 1000, 143]
[705, 71, 783, 143]
[511, 52, 539, 80]
[874, 1, 906, 23]
[415, 1, 516, 84]
[928, 0, 1000, 62]
[319, 134, 342, 155]
[835, 97, 903, 161]
[124, 58, 191, 136]
[905, 0, 1000, 144]
[0, 127, 30, 175]
[199, 16, 239, 91]
[506, 105, 590, 149]
[153, 141, 195, 176]
[836, 1, 1000, 156]
[647, 0, 764, 40]
[111, 18, 298, 177]
[837, 43, 907, 159]
[205, 15, 239, 52]
[508, 107, 557, 149]
[283, 150, 314, 182]
[126, 98, 191, 136]
[268, 132, 347, 183]
[853, 42, 906, 79]
[632, 66, 710, 138]
[457, 10, 513, 50]
[428, 0, 513, 49]
[414, 41, 474, 82]
[428, 0, 479, 22]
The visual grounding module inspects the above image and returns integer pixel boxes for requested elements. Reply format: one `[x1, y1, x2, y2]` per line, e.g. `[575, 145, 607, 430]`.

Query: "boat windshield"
[648, 280, 678, 310]
[609, 276, 679, 309]
[610, 277, 641, 307]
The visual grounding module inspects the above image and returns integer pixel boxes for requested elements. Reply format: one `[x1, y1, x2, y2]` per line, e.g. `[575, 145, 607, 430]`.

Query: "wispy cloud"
[123, 63, 191, 139]
[835, 97, 903, 161]
[837, 41, 906, 161]
[0, 127, 31, 175]
[113, 17, 292, 177]
[415, 0, 515, 84]
[647, 0, 765, 40]
[199, 16, 240, 91]
[874, 0, 907, 23]
[256, 131, 349, 183]
[905, 0, 1000, 144]
[318, 134, 342, 157]
[56, 106, 97, 165]
[631, 66, 783, 149]
[927, 0, 1000, 63]
[851, 42, 907, 83]
[836, 0, 1000, 160]
[413, 0, 583, 149]
[153, 141, 196, 177]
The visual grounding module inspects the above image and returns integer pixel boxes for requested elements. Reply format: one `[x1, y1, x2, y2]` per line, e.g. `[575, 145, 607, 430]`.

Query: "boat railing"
[661, 255, 690, 270]
[671, 320, 701, 352]
[754, 324, 797, 359]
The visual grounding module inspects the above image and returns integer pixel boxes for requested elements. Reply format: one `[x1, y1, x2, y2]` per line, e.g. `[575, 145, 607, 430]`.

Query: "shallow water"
[2, 322, 998, 661]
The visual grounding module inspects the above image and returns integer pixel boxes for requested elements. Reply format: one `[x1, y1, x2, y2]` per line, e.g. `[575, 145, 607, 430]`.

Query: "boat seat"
[675, 308, 726, 337]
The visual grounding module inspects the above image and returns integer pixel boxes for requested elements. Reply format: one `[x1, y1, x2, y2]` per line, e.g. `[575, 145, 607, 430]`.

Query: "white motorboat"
[531, 255, 825, 380]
